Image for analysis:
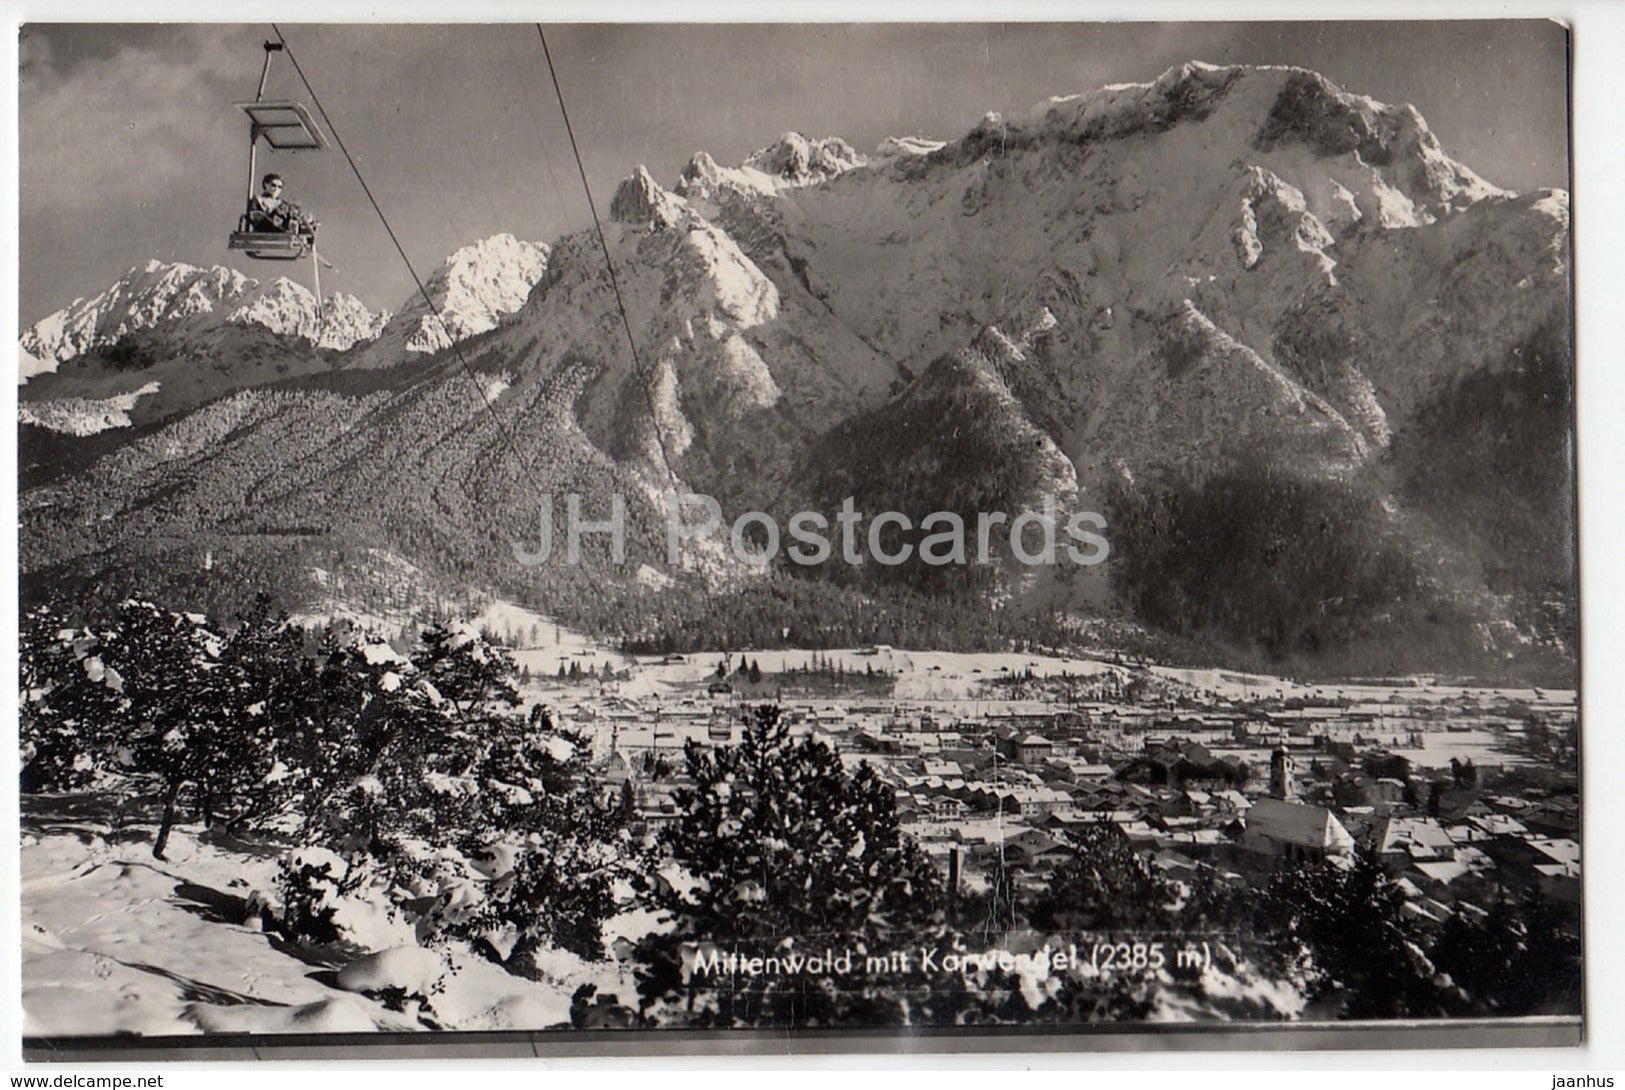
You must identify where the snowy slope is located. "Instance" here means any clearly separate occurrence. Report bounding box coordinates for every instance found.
[21,805,639,1036]
[17,380,163,436]
[19,345,55,385]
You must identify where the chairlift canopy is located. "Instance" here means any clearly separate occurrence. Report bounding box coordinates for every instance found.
[235,100,327,150]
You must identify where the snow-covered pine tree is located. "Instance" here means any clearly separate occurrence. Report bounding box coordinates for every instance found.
[633,704,942,1023]
[20,602,122,794]
[421,702,631,969]
[414,622,521,714]
[29,599,273,859]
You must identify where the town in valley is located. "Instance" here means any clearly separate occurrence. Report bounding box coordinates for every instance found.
[517,622,1581,945]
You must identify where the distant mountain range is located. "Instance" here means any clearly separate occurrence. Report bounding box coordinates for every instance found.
[17,62,1575,681]
[22,259,386,368]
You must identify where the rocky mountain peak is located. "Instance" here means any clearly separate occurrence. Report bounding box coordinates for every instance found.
[743,132,865,183]
[1013,62,1506,222]
[390,233,550,355]
[612,166,688,228]
[676,133,864,206]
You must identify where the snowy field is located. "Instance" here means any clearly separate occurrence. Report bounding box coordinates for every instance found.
[479,598,1577,708]
[20,794,645,1037]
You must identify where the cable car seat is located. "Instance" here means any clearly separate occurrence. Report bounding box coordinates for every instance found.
[230,202,318,260]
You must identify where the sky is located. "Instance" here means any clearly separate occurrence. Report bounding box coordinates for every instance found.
[17,19,1570,320]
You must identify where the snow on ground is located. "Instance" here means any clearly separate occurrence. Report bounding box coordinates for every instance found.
[298,596,1572,723]
[289,551,449,639]
[286,603,406,639]
[474,600,649,683]
[1143,661,1575,708]
[20,794,637,1037]
[515,636,1130,705]
[18,381,162,436]
[19,345,55,384]
[481,592,1562,712]
[1147,960,1307,1023]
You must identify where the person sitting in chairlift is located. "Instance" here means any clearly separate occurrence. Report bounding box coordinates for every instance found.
[247,173,314,235]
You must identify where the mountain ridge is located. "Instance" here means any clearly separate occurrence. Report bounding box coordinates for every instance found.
[17,61,1575,680]
[20,259,387,367]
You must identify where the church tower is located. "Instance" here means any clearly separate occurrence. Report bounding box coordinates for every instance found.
[1269,739,1296,800]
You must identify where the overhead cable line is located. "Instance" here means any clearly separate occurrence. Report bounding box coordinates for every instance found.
[270,24,542,486]
[500,31,576,248]
[534,24,678,489]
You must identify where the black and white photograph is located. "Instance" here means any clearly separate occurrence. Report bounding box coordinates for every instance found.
[12,17,1585,1057]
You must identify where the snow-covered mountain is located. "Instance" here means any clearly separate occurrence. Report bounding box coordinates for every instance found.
[16,260,394,437]
[18,232,550,390]
[19,62,1575,677]
[22,260,255,365]
[358,233,550,364]
[676,132,865,206]
[481,62,1564,511]
[226,281,389,353]
[20,260,388,369]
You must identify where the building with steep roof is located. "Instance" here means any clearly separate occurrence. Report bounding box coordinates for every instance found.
[1241,797,1355,862]
[1375,816,1457,864]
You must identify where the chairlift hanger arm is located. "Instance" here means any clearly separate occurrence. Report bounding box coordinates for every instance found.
[255,41,284,102]
[243,39,324,150]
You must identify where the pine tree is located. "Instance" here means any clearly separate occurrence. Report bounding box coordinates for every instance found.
[21,602,114,794]
[634,705,942,1022]
[414,622,521,714]
[1258,848,1447,1018]
[1029,825,1175,933]
[20,597,299,858]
